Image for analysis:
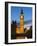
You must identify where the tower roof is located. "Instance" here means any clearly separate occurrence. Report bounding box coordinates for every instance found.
[21,9,23,14]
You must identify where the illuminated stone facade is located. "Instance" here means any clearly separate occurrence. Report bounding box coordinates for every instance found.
[20,15,24,33]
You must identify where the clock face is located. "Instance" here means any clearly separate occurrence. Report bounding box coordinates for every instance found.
[21,16,23,18]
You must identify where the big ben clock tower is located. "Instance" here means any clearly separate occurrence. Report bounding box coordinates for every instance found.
[20,9,24,33]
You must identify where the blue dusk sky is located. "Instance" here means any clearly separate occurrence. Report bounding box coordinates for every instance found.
[11,6,32,23]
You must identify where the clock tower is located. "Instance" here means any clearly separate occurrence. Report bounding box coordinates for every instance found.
[20,9,24,33]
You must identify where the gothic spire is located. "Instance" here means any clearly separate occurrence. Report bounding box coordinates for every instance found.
[21,9,23,14]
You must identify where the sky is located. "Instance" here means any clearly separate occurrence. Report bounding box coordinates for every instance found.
[11,6,32,23]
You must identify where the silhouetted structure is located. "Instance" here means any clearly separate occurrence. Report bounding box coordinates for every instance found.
[24,28,27,32]
[25,26,32,38]
[21,9,23,14]
[11,21,17,39]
